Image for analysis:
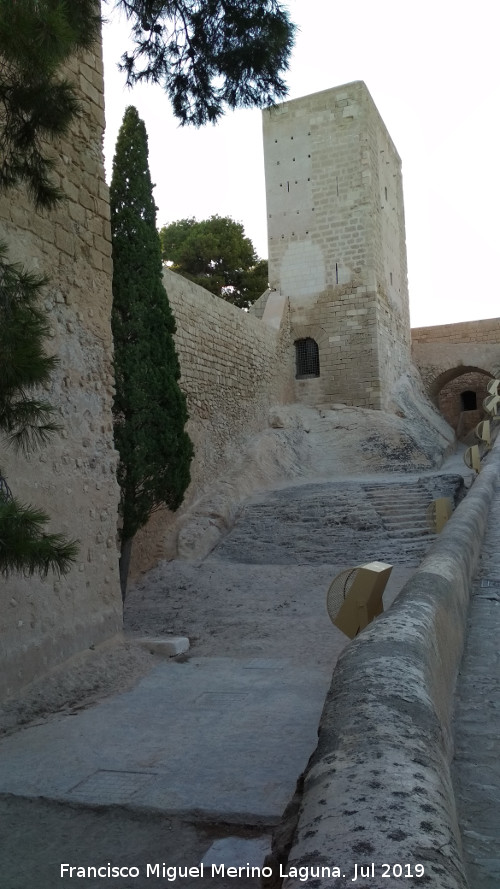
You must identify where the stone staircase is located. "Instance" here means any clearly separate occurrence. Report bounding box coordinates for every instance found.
[361,476,465,562]
[364,481,435,538]
[213,474,465,566]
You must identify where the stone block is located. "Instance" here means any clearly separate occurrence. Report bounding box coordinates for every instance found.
[138,636,190,657]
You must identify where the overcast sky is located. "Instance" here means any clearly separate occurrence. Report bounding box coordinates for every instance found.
[102,0,499,328]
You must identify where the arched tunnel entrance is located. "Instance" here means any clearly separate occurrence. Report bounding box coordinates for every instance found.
[431,366,493,440]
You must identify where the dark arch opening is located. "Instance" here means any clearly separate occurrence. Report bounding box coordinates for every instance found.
[430,364,493,403]
[295,338,320,379]
[460,390,477,411]
[434,367,492,440]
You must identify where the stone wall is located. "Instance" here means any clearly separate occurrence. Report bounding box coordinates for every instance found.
[262,82,411,410]
[412,318,500,345]
[129,270,295,574]
[0,46,122,700]
[273,442,500,889]
[412,320,500,403]
[438,370,491,438]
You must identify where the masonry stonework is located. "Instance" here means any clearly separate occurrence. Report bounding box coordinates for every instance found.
[263,82,410,410]
[438,371,491,438]
[0,47,122,700]
[4,47,500,704]
[129,270,295,574]
[412,319,500,403]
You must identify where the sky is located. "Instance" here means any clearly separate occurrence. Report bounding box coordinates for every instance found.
[101,0,500,328]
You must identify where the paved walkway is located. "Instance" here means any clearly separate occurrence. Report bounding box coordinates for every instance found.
[452,469,500,889]
[0,656,329,823]
[0,456,477,888]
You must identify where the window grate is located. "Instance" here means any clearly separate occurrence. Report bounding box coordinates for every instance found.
[295,338,320,379]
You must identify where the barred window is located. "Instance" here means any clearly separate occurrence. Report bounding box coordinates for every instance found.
[295,338,320,379]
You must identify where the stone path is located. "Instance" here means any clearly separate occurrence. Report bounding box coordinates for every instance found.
[0,465,471,888]
[214,474,464,566]
[0,656,328,823]
[452,481,500,889]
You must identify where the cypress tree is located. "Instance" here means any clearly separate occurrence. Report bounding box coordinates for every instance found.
[110,106,193,600]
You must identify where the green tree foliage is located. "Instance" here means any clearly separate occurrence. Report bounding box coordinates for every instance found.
[110,106,193,599]
[0,0,100,208]
[160,216,269,309]
[0,2,82,578]
[0,246,78,577]
[1,0,294,206]
[118,0,295,125]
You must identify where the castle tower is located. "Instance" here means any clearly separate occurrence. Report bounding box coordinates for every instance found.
[262,81,411,409]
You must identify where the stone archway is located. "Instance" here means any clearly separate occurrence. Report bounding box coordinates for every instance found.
[432,366,493,440]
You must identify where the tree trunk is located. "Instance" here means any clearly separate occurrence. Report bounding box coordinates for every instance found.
[119,536,133,602]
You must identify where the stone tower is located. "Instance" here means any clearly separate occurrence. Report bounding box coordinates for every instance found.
[262,81,410,409]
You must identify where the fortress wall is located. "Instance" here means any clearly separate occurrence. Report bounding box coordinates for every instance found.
[166,270,294,470]
[263,82,410,410]
[129,270,295,574]
[0,46,122,700]
[412,318,500,344]
[290,284,380,409]
[412,321,500,400]
[370,100,411,407]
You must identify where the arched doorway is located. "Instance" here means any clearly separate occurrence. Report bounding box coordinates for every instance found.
[434,367,492,439]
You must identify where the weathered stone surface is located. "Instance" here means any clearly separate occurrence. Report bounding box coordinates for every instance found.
[174,388,455,562]
[130,270,295,574]
[412,318,500,404]
[0,44,122,700]
[452,478,500,889]
[271,443,500,888]
[263,82,411,411]
[138,636,190,657]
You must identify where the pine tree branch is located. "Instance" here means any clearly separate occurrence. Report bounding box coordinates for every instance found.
[0,497,79,578]
[116,0,295,125]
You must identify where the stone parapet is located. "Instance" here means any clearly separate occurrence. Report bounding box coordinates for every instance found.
[412,318,500,345]
[270,445,500,889]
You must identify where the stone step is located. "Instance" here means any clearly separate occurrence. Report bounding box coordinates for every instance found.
[367,500,432,510]
[367,495,431,505]
[387,528,435,540]
[373,508,430,518]
[378,509,428,518]
[382,520,431,531]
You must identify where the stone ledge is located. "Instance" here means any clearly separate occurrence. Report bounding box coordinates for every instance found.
[137,636,190,657]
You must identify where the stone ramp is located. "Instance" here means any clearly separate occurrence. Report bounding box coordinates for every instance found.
[453,496,500,888]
